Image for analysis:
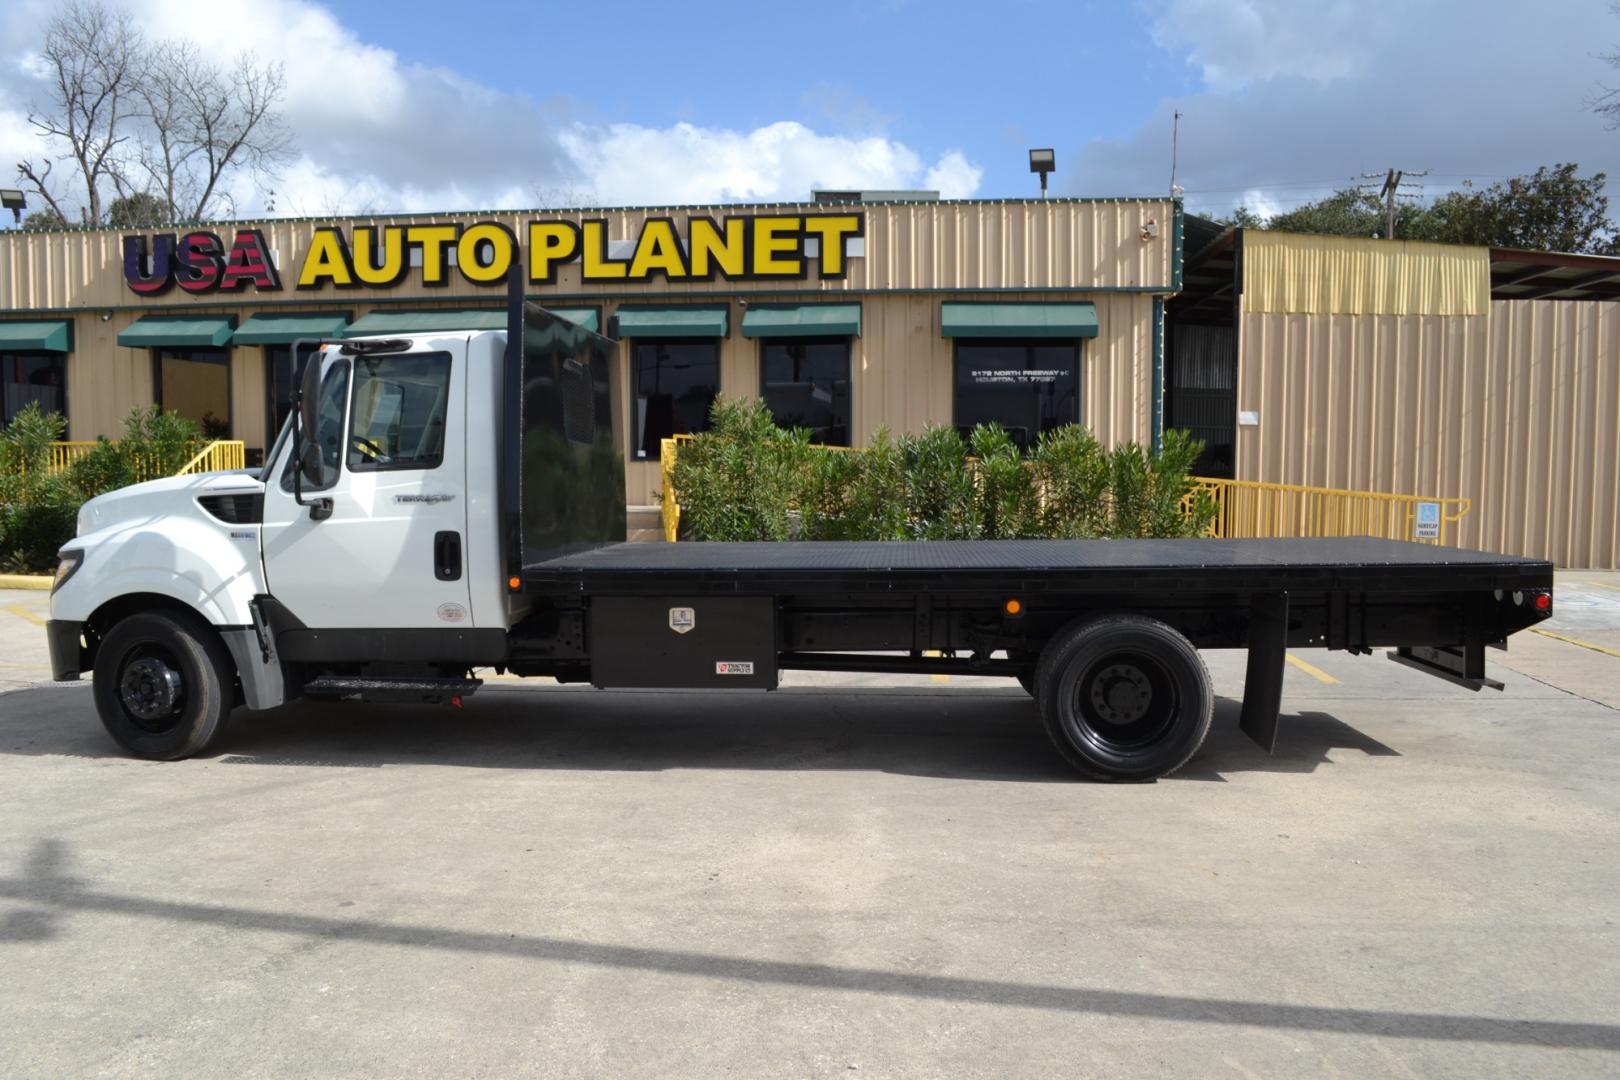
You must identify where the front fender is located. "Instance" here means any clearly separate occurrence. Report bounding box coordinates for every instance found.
[51,514,266,628]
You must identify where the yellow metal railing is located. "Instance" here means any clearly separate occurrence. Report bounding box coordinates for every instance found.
[49,441,100,473]
[1194,477,1470,545]
[46,439,247,481]
[176,440,247,475]
[660,435,1470,545]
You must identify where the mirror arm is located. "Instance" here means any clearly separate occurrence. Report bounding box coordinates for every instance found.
[289,337,334,522]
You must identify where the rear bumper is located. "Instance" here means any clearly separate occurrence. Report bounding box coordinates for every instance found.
[47,620,85,681]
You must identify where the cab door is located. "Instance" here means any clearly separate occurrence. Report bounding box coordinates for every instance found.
[261,338,471,630]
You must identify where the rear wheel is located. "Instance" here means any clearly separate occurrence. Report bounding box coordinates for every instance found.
[92,611,234,760]
[1035,615,1212,781]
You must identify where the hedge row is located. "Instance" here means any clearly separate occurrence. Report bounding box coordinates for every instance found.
[669,398,1218,542]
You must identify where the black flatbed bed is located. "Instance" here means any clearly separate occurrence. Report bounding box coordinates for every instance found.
[525,537,1554,596]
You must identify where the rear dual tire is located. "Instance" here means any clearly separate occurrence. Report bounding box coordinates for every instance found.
[1035,615,1213,782]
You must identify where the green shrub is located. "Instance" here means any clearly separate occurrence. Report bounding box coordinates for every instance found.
[666,398,1214,543]
[900,425,978,540]
[969,424,1039,539]
[1032,425,1111,538]
[671,398,810,541]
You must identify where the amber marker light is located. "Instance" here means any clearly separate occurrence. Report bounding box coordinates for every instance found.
[508,576,522,591]
[1004,598,1024,616]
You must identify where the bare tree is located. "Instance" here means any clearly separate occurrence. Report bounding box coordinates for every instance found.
[16,2,141,225]
[136,43,292,221]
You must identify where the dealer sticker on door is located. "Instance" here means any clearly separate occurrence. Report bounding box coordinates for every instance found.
[669,607,695,634]
[716,661,754,675]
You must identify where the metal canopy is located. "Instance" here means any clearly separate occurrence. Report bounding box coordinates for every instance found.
[613,304,729,338]
[343,309,505,336]
[939,302,1099,339]
[0,319,72,352]
[117,315,236,348]
[740,303,861,338]
[232,312,350,344]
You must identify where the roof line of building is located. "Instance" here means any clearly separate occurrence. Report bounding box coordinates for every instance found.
[0,194,1180,237]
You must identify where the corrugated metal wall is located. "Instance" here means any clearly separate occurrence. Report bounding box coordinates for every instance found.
[0,198,1173,310]
[1236,300,1619,567]
[1242,231,1492,316]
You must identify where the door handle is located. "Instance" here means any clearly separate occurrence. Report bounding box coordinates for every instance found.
[434,531,463,581]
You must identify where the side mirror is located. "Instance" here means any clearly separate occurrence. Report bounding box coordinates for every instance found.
[298,346,326,489]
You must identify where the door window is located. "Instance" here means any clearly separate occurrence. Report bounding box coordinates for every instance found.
[153,347,231,438]
[346,352,452,471]
[2,352,66,425]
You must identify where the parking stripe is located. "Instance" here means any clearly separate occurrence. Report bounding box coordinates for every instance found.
[4,604,46,627]
[1530,627,1620,659]
[1285,653,1340,684]
[1583,580,1620,594]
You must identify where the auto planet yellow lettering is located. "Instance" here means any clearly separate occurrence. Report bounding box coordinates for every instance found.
[289,212,865,290]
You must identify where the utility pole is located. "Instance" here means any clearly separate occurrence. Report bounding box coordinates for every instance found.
[1359,168,1428,239]
[1170,110,1182,196]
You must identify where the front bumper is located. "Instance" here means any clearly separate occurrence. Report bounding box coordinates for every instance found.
[47,620,86,681]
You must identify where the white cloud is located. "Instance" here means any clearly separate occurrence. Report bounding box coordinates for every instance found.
[558,120,977,205]
[924,151,984,199]
[1151,0,1377,91]
[0,0,982,219]
[1078,0,1620,218]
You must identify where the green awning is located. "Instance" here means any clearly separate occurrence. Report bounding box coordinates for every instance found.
[940,302,1099,339]
[614,304,729,338]
[741,303,861,338]
[0,320,72,352]
[117,315,237,348]
[543,307,599,333]
[232,312,350,344]
[343,309,505,336]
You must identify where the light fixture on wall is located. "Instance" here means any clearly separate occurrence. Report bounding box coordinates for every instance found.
[1028,149,1056,198]
[100,311,112,322]
[0,189,26,225]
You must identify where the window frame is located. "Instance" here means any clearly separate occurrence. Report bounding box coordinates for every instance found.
[344,350,454,474]
[628,337,721,460]
[0,350,69,427]
[756,335,853,447]
[949,337,1083,451]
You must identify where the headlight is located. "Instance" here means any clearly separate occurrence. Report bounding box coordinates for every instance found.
[52,549,83,595]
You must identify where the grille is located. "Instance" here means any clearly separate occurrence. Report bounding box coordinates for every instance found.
[198,493,264,524]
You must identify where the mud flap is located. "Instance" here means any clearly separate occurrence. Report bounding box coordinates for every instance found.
[1240,592,1288,753]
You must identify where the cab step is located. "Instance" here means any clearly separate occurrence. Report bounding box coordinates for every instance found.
[301,676,482,704]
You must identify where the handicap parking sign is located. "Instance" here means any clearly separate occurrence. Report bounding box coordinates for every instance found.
[1415,501,1441,540]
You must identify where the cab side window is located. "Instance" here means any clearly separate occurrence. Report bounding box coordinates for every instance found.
[279,358,351,493]
[347,352,452,471]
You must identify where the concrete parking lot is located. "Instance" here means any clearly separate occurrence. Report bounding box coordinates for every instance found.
[1,577,1617,1077]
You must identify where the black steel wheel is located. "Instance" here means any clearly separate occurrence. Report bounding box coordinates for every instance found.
[1034,615,1212,781]
[92,611,234,760]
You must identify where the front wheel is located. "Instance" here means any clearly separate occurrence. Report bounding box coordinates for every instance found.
[1034,615,1213,781]
[92,611,234,760]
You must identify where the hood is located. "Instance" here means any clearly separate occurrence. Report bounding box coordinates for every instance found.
[77,470,265,538]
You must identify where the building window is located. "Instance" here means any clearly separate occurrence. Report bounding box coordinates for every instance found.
[759,337,851,446]
[631,339,719,459]
[264,343,320,442]
[2,352,66,425]
[952,340,1080,451]
[153,347,231,438]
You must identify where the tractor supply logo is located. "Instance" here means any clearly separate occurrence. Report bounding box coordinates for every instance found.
[668,607,695,634]
[716,662,754,676]
[121,212,864,296]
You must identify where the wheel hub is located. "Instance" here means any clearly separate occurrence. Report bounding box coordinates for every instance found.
[120,657,183,722]
[1089,663,1152,725]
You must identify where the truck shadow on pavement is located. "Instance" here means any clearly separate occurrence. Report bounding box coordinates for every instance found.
[0,835,1614,1052]
[1,684,1396,782]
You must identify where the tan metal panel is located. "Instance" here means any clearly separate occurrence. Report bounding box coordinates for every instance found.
[1235,300,1619,567]
[0,199,1174,312]
[1243,231,1491,316]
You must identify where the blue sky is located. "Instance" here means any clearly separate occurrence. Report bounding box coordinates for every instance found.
[2,0,1618,221]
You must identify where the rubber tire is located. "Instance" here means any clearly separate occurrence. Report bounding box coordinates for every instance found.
[1034,615,1213,782]
[92,611,234,761]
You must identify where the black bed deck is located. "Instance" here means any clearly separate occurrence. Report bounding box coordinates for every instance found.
[525,537,1554,597]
